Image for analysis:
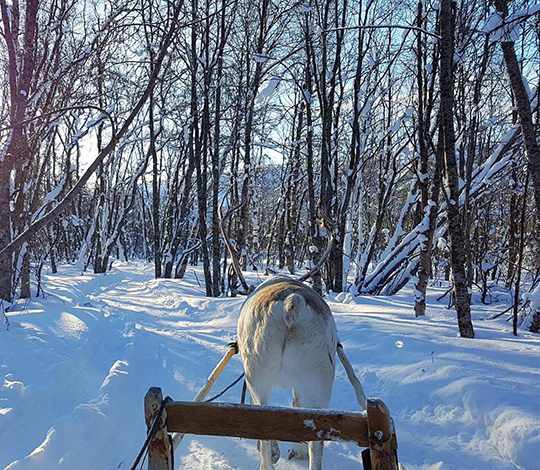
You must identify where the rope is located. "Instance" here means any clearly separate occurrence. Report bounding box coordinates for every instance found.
[137,449,148,470]
[168,434,174,470]
[240,378,247,404]
[204,372,245,403]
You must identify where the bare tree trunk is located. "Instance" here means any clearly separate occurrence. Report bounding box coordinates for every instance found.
[210,0,229,296]
[439,0,474,338]
[142,2,162,280]
[0,163,11,300]
[150,92,162,278]
[303,13,322,293]
[50,249,58,274]
[413,0,430,316]
[495,0,540,331]
[493,0,540,269]
[191,0,213,296]
[236,0,270,271]
[492,0,540,330]
[0,0,39,300]
[313,0,347,292]
[20,249,31,299]
[337,3,365,293]
[415,130,443,317]
[506,166,519,288]
[285,99,303,274]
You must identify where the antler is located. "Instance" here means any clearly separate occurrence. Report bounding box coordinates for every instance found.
[297,231,336,283]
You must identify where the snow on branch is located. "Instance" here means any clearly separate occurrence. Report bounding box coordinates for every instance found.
[482,4,540,43]
[326,24,441,40]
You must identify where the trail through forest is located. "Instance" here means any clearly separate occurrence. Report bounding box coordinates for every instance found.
[2,262,539,470]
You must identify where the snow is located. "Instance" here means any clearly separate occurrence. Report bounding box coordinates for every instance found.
[256,76,281,102]
[31,177,66,223]
[2,262,540,469]
[253,53,270,64]
[482,4,540,43]
[527,284,540,325]
[482,12,503,35]
[529,285,540,310]
[481,262,496,272]
[304,419,316,430]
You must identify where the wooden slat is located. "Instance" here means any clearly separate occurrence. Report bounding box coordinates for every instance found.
[165,401,369,446]
[366,399,399,470]
[145,387,172,470]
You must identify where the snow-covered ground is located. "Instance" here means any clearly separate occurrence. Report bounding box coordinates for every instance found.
[1,262,539,470]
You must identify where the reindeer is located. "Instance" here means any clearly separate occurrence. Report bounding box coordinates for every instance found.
[237,277,338,470]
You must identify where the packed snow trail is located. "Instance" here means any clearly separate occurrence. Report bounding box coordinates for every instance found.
[1,262,540,469]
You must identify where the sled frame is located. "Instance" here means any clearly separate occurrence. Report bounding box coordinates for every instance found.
[143,386,399,470]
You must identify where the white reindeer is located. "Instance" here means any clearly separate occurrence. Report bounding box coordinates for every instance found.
[237,277,338,470]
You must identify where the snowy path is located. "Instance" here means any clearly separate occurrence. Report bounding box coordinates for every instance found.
[1,262,539,470]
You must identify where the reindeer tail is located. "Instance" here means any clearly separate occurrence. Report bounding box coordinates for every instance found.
[283,292,306,328]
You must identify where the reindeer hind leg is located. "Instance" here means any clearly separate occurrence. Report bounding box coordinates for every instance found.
[288,389,308,461]
[248,381,277,470]
[292,381,333,470]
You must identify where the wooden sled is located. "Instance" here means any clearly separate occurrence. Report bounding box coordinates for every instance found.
[136,343,399,470]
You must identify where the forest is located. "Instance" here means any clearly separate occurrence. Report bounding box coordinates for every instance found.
[1,0,540,469]
[1,0,539,331]
[1,0,540,334]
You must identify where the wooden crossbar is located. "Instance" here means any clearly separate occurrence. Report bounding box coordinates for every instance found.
[166,400,370,444]
[143,387,399,470]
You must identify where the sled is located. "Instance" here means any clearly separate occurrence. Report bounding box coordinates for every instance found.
[134,343,399,470]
